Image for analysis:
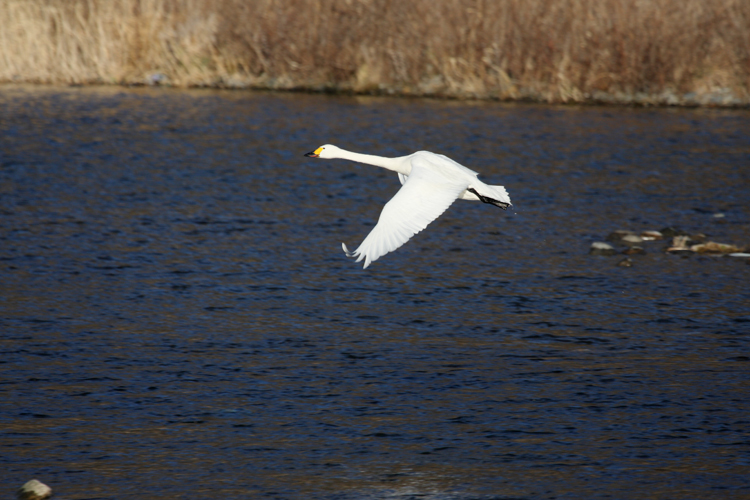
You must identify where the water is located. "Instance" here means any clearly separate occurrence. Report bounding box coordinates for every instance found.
[1,85,749,499]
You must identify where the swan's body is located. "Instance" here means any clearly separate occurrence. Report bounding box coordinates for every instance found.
[304,144,511,269]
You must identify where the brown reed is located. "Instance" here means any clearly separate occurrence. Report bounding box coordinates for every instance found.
[1,0,748,104]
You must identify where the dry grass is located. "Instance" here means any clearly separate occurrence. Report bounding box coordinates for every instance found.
[1,0,749,104]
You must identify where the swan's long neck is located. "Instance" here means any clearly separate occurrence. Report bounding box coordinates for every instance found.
[333,148,409,175]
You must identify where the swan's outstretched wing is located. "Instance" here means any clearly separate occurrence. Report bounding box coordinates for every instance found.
[343,157,468,269]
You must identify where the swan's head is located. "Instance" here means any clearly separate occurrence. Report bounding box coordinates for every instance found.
[304,144,340,159]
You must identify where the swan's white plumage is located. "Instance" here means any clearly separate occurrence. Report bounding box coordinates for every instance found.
[304,144,511,269]
[346,156,467,268]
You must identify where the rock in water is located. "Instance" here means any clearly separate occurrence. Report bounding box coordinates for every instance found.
[640,230,663,241]
[17,480,52,500]
[606,230,636,242]
[691,241,742,254]
[621,234,644,246]
[689,233,707,244]
[590,242,617,256]
[623,246,646,255]
[617,257,633,267]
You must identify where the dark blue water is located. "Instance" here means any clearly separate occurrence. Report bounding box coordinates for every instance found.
[1,85,749,499]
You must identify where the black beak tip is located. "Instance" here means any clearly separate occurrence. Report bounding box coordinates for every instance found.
[304,151,318,158]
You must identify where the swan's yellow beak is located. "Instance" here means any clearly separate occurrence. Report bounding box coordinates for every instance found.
[304,146,324,158]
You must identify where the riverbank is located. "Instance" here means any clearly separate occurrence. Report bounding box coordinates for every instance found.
[1,0,749,106]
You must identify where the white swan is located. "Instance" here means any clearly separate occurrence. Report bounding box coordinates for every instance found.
[304,144,511,269]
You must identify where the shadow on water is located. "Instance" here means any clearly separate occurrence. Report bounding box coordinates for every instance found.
[1,84,749,499]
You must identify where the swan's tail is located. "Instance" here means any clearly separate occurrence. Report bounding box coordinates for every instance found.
[467,182,511,210]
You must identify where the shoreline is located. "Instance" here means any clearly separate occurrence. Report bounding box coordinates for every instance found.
[2,80,748,109]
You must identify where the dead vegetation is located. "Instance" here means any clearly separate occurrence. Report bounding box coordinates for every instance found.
[1,0,749,104]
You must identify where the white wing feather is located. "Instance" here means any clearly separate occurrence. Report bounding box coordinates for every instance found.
[343,156,469,269]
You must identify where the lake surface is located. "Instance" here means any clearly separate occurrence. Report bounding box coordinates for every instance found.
[1,85,749,499]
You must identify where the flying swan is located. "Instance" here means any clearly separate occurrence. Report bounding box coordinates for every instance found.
[304,144,511,269]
